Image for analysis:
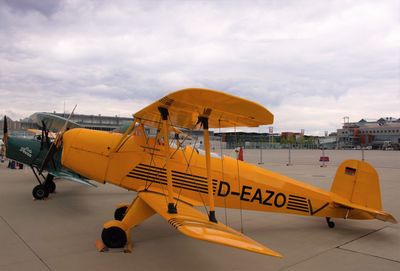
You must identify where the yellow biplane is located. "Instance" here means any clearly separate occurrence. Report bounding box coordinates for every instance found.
[47,88,396,257]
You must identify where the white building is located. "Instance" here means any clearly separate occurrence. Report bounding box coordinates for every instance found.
[337,117,400,149]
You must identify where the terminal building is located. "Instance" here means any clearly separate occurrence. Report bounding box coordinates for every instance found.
[337,117,400,149]
[0,113,134,137]
[51,113,133,131]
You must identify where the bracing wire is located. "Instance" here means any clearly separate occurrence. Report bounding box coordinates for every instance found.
[188,124,209,215]
[234,125,244,233]
[219,120,228,226]
[144,118,169,206]
[144,119,163,191]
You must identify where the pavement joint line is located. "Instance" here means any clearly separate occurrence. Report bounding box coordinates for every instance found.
[334,225,400,264]
[277,246,337,271]
[277,226,391,271]
[337,246,400,264]
[336,226,387,248]
[0,215,52,271]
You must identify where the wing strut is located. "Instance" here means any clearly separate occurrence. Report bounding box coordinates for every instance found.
[159,107,177,214]
[199,116,217,223]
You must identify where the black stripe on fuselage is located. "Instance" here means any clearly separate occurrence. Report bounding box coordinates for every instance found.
[287,206,310,213]
[287,195,310,213]
[133,164,217,185]
[127,164,218,194]
[128,173,217,192]
[128,174,216,194]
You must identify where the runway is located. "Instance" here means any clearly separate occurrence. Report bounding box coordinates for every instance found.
[0,150,399,270]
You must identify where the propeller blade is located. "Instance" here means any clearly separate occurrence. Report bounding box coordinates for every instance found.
[54,104,77,147]
[39,105,77,174]
[3,115,8,146]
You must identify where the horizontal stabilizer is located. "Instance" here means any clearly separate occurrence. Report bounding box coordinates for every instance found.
[333,200,397,224]
[139,191,282,258]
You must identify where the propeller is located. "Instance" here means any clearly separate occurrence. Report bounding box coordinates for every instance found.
[39,105,77,174]
[2,115,8,146]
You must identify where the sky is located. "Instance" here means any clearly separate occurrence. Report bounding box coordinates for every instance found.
[0,0,399,135]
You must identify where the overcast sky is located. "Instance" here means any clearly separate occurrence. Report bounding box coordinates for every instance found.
[0,0,399,135]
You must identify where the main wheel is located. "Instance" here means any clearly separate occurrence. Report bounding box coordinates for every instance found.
[32,185,49,200]
[44,175,56,193]
[114,206,128,221]
[101,226,127,248]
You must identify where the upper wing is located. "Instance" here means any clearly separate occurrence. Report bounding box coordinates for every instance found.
[30,112,81,132]
[134,88,274,129]
[139,191,282,257]
[48,169,97,187]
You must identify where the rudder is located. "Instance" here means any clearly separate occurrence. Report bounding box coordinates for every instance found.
[331,160,382,211]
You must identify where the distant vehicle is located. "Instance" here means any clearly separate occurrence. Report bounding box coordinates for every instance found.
[382,141,399,151]
[341,146,355,150]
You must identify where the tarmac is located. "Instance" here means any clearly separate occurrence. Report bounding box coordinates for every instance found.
[0,149,399,271]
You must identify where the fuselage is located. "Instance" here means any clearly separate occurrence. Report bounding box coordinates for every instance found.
[62,128,348,219]
[6,136,61,169]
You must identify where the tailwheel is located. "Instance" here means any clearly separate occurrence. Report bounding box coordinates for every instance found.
[326,217,335,228]
[44,175,56,193]
[32,184,49,200]
[114,206,128,221]
[101,226,127,248]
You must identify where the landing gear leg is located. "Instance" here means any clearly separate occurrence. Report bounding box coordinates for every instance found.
[100,196,155,251]
[326,217,335,228]
[44,174,56,193]
[30,165,51,199]
[114,204,129,221]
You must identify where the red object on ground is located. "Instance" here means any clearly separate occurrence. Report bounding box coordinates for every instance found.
[319,156,329,162]
[237,147,244,161]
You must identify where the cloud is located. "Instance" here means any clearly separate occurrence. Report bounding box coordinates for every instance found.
[3,0,61,17]
[0,0,399,134]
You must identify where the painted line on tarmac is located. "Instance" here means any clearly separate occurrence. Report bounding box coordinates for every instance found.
[0,215,52,271]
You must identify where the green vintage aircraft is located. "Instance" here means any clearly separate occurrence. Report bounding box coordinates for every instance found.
[2,113,96,200]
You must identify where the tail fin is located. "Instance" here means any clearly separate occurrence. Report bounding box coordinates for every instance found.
[331,160,397,223]
[331,160,381,210]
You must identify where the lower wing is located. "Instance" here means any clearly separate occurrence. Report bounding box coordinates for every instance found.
[139,191,282,258]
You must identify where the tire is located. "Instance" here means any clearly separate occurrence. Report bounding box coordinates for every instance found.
[114,206,128,221]
[101,226,127,248]
[32,185,49,200]
[44,175,56,193]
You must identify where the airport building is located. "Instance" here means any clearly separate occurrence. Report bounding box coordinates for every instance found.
[52,113,133,131]
[337,117,400,149]
[0,113,134,136]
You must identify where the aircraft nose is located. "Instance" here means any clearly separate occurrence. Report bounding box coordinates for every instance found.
[61,128,114,181]
[61,129,80,160]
